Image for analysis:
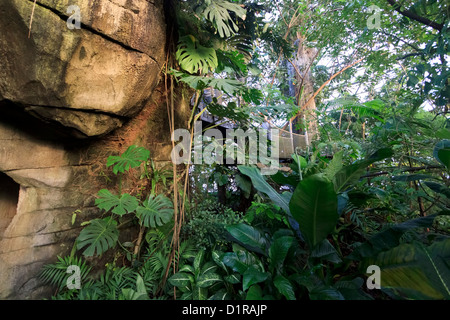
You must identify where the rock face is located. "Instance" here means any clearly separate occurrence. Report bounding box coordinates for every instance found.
[0,0,188,299]
[0,119,86,299]
[0,0,166,137]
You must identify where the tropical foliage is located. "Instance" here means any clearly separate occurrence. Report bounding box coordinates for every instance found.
[40,0,449,301]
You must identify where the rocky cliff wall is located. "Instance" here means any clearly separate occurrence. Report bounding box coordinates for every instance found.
[0,0,186,299]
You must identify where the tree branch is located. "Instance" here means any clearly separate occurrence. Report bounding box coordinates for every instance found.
[285,57,365,127]
[380,30,420,51]
[386,0,444,31]
[360,165,444,179]
[396,52,425,60]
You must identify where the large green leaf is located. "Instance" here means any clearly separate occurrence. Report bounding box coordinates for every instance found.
[76,217,119,257]
[333,161,369,193]
[221,252,248,274]
[194,250,205,272]
[235,173,252,198]
[216,49,248,75]
[207,102,249,123]
[207,78,245,95]
[192,285,208,300]
[333,148,393,192]
[202,0,246,38]
[224,273,241,284]
[209,289,232,300]
[310,239,342,264]
[323,150,344,180]
[436,128,450,139]
[95,189,138,216]
[334,278,373,300]
[289,174,338,248]
[362,240,450,299]
[221,246,263,275]
[270,171,299,187]
[238,166,291,214]
[392,174,434,182]
[273,275,296,300]
[168,272,193,288]
[135,194,174,228]
[433,139,450,170]
[309,286,345,300]
[225,223,268,255]
[176,35,218,74]
[212,250,227,271]
[269,235,294,270]
[200,261,218,275]
[196,273,222,288]
[242,266,269,291]
[246,285,264,300]
[423,181,450,198]
[106,145,150,175]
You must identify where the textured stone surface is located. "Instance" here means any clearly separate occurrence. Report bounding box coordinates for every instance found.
[0,120,89,299]
[26,106,124,138]
[0,0,166,137]
[0,0,176,299]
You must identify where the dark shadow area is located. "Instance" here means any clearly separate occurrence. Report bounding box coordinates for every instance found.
[0,172,20,239]
[0,99,87,142]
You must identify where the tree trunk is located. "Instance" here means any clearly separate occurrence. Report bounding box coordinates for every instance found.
[292,35,318,140]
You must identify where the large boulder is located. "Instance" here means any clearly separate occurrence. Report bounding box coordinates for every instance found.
[0,0,178,299]
[0,0,166,137]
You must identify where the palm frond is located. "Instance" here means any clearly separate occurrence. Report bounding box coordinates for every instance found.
[39,255,91,291]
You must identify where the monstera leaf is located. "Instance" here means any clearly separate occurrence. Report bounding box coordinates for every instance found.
[176,35,218,74]
[106,145,150,175]
[216,49,248,75]
[76,217,119,257]
[95,189,139,216]
[172,70,244,94]
[136,194,174,228]
[202,0,246,38]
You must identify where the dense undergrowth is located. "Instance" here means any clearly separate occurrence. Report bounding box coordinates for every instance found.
[39,0,449,300]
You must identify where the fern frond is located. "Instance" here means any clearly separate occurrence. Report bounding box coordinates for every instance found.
[99,266,137,300]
